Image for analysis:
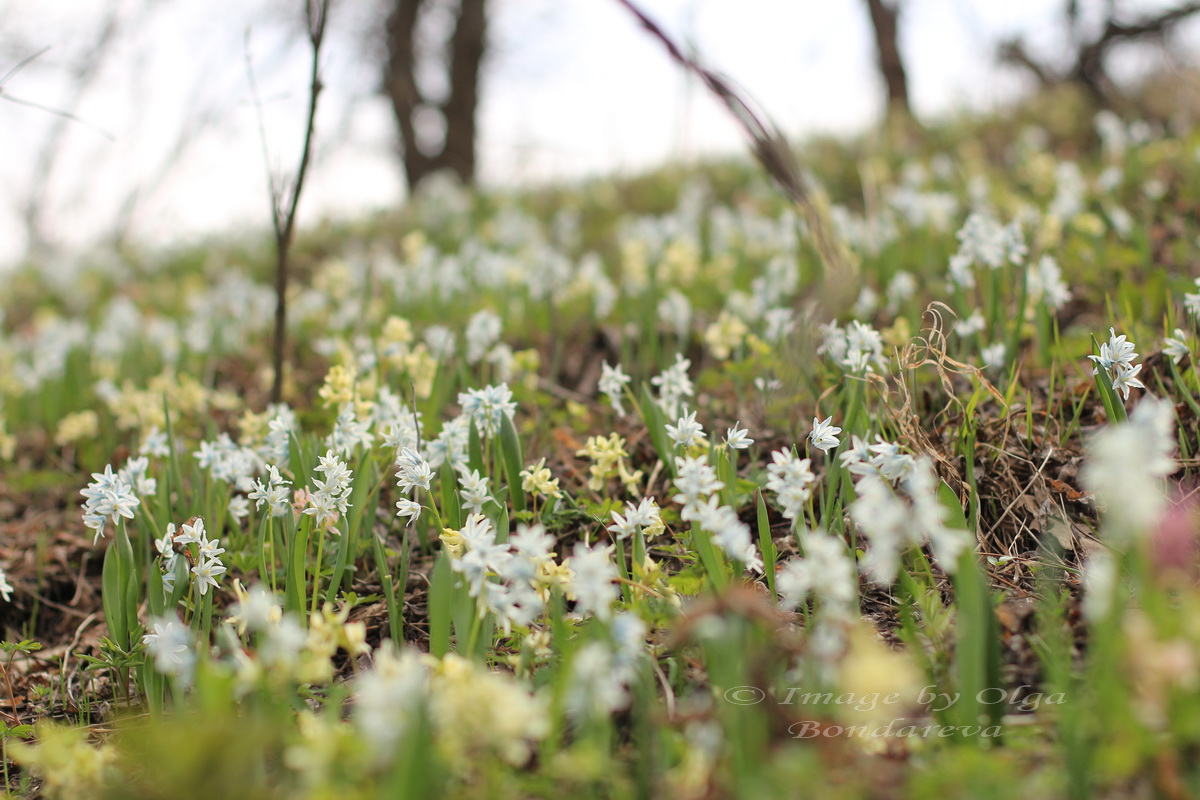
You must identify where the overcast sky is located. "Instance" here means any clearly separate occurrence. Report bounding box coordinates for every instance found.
[0,0,1194,266]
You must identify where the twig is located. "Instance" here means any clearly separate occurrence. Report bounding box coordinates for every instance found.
[610,0,856,293]
[0,47,50,89]
[247,0,331,404]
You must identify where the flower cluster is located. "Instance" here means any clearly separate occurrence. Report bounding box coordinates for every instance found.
[305,451,354,528]
[1088,327,1145,401]
[651,353,695,417]
[248,465,293,517]
[777,531,858,620]
[607,496,663,540]
[1082,395,1177,539]
[154,517,227,596]
[458,383,517,438]
[818,320,886,374]
[765,448,816,526]
[80,464,141,543]
[947,210,1027,288]
[598,361,632,417]
[848,456,969,584]
[673,454,762,571]
[577,433,642,492]
[443,516,570,630]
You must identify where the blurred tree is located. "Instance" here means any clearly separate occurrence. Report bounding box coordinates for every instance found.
[999,0,1200,106]
[383,0,487,190]
[864,0,912,122]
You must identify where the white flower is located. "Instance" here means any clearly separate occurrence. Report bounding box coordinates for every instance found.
[598,361,632,417]
[80,463,141,543]
[458,468,494,515]
[395,498,422,525]
[1185,278,1200,318]
[509,522,555,565]
[1111,363,1145,401]
[1027,255,1071,311]
[765,448,815,524]
[956,308,986,337]
[1081,396,1176,541]
[763,307,796,342]
[607,496,661,541]
[198,534,225,561]
[1089,327,1138,375]
[175,517,206,546]
[465,309,502,364]
[566,642,631,719]
[1163,329,1190,365]
[425,325,457,360]
[192,556,227,596]
[326,403,375,457]
[981,342,1006,370]
[353,648,430,765]
[838,435,876,476]
[868,437,916,482]
[672,455,724,517]
[724,422,753,450]
[849,475,910,585]
[458,383,517,438]
[650,353,694,418]
[139,427,170,458]
[665,409,705,449]
[142,615,194,681]
[228,496,249,521]
[696,501,762,573]
[227,585,283,633]
[395,448,433,494]
[809,416,842,453]
[776,532,857,618]
[566,542,619,621]
[0,567,12,602]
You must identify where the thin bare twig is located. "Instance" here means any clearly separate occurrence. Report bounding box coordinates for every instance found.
[249,0,331,404]
[610,0,856,294]
[0,46,51,89]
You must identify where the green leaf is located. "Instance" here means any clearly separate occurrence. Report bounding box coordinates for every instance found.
[428,552,453,658]
[951,546,1004,738]
[756,492,777,599]
[499,413,526,514]
[637,383,675,478]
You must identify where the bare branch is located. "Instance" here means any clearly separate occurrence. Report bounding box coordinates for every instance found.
[262,0,332,404]
[0,45,50,89]
[0,92,114,139]
[996,37,1056,87]
[610,0,856,292]
[998,1,1200,104]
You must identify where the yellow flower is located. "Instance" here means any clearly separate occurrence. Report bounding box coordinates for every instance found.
[382,315,414,347]
[535,559,573,600]
[520,458,561,499]
[661,238,700,286]
[430,653,549,768]
[440,527,465,557]
[704,310,749,360]
[402,345,438,399]
[9,722,116,799]
[237,409,269,444]
[318,364,356,408]
[54,411,98,447]
[577,433,642,492]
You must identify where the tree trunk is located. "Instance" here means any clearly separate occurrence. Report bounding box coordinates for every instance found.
[383,0,487,190]
[864,0,911,119]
